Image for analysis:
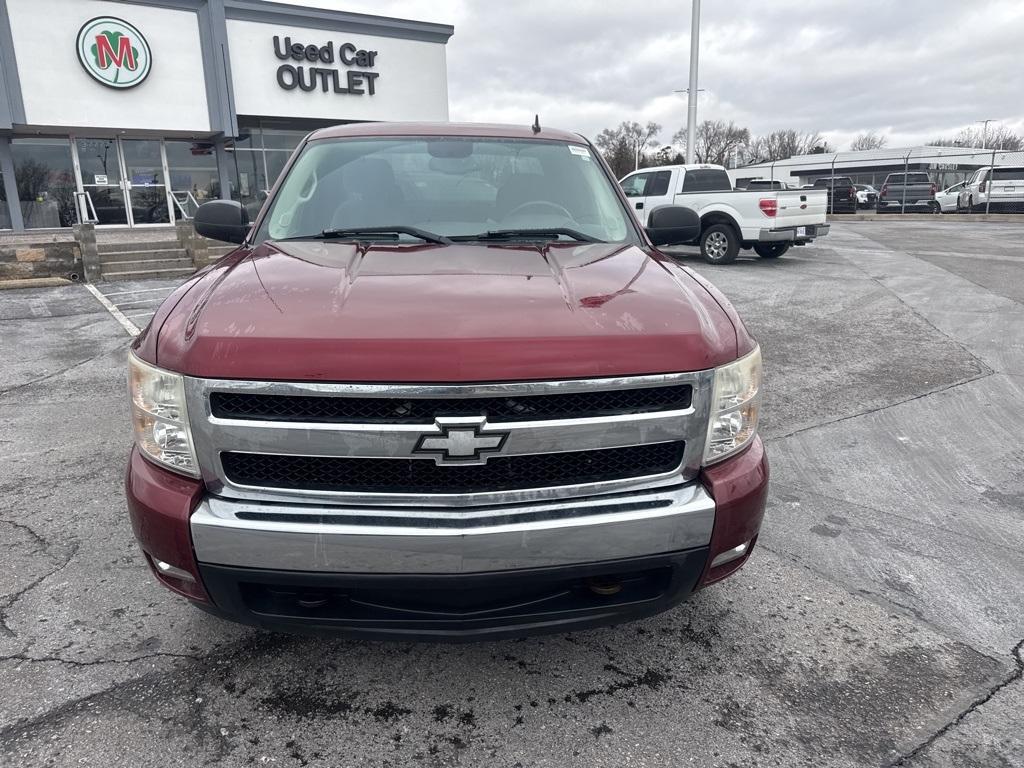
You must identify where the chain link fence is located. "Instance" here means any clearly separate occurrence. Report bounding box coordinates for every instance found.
[734,147,1024,215]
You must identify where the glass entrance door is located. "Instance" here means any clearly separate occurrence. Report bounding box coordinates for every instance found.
[72,137,173,226]
[121,139,172,225]
[74,138,129,225]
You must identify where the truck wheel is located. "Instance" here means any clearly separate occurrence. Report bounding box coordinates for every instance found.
[753,243,790,259]
[700,224,739,264]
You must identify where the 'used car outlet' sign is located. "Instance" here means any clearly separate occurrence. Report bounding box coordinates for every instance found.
[273,36,380,96]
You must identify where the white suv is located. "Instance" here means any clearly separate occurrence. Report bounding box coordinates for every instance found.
[960,166,1024,212]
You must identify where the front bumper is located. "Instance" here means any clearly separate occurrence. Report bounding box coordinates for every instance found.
[125,438,768,639]
[877,198,933,208]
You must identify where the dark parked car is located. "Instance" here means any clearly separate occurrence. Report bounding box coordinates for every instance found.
[877,172,938,213]
[812,176,858,213]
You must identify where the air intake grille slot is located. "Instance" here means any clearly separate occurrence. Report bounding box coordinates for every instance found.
[210,385,691,424]
[220,442,685,494]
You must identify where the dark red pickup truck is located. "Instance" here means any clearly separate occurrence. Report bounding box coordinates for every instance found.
[125,122,768,640]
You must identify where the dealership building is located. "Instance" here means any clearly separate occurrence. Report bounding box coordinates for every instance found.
[0,0,453,244]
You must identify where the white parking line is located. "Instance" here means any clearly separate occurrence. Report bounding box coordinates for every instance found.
[115,297,169,309]
[100,286,177,297]
[84,283,140,337]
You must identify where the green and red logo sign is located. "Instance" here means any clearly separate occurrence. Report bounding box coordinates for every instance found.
[76,17,152,89]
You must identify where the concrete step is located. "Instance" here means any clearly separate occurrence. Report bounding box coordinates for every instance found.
[98,239,182,254]
[100,258,193,274]
[101,266,196,281]
[99,248,189,264]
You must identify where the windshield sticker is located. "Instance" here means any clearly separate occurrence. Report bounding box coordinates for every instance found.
[568,145,592,160]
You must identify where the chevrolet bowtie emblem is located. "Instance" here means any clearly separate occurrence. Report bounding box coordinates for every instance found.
[413,417,509,465]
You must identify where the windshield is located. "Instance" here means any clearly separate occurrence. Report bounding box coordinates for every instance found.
[256,136,633,244]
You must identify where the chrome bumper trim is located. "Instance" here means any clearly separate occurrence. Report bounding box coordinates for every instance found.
[758,228,795,242]
[191,484,716,574]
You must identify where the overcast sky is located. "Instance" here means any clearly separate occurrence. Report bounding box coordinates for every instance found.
[280,0,1024,150]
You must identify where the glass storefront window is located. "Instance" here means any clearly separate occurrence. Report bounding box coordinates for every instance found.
[0,169,10,229]
[226,124,310,219]
[165,140,220,218]
[11,138,77,228]
[260,129,307,151]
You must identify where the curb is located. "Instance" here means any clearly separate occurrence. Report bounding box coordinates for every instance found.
[831,213,1023,223]
[0,277,73,291]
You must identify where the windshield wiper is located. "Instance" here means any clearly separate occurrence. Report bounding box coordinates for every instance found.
[283,226,451,245]
[450,228,599,243]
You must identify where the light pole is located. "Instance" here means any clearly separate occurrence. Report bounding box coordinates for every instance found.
[685,0,701,164]
[976,119,995,149]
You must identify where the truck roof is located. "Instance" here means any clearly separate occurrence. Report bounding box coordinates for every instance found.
[309,121,587,144]
[622,164,726,174]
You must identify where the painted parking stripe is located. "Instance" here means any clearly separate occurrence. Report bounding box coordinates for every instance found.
[115,297,170,309]
[84,283,140,337]
[100,286,177,297]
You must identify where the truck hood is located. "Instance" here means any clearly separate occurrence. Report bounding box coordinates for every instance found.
[154,240,738,381]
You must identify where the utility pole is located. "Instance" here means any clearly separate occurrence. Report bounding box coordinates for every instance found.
[976,119,995,149]
[685,0,700,164]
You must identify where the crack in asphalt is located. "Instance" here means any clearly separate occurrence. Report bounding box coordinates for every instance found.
[754,540,1004,664]
[0,344,127,397]
[1,650,207,668]
[770,369,995,442]
[836,233,997,373]
[0,634,285,740]
[888,638,1024,766]
[0,519,79,640]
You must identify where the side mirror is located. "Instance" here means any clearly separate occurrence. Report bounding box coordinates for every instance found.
[193,200,250,244]
[645,205,700,246]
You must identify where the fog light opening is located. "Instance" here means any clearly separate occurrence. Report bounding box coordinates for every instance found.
[587,577,623,596]
[154,558,196,583]
[710,540,750,569]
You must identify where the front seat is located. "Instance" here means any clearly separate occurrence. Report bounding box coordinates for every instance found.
[331,158,409,228]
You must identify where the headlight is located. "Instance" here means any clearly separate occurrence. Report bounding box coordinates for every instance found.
[128,353,199,477]
[703,346,761,465]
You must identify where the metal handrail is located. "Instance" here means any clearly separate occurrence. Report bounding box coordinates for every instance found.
[170,190,201,220]
[74,190,99,224]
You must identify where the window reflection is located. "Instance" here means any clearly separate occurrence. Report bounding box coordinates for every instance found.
[226,124,308,219]
[165,140,220,218]
[11,138,77,228]
[0,169,10,229]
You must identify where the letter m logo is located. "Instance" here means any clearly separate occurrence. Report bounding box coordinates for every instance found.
[93,32,138,70]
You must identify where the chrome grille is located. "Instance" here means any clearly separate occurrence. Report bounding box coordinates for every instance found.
[209,385,692,424]
[185,372,714,507]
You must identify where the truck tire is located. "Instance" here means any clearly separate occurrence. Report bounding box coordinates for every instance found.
[753,242,790,259]
[700,224,739,264]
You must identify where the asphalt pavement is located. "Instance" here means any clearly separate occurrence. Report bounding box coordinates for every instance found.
[1,221,1022,767]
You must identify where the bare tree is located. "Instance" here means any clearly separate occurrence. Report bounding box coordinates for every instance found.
[928,125,1023,150]
[622,121,662,170]
[674,120,750,165]
[594,121,663,177]
[747,129,829,162]
[849,131,887,151]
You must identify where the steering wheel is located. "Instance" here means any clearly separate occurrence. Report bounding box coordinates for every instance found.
[503,200,575,222]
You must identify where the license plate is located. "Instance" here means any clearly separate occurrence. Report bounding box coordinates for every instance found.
[1004,187,1015,192]
[797,226,808,237]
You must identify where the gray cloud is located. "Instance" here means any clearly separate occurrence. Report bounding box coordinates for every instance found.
[283,0,1024,149]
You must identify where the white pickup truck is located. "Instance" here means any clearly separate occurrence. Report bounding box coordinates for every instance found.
[619,164,830,264]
